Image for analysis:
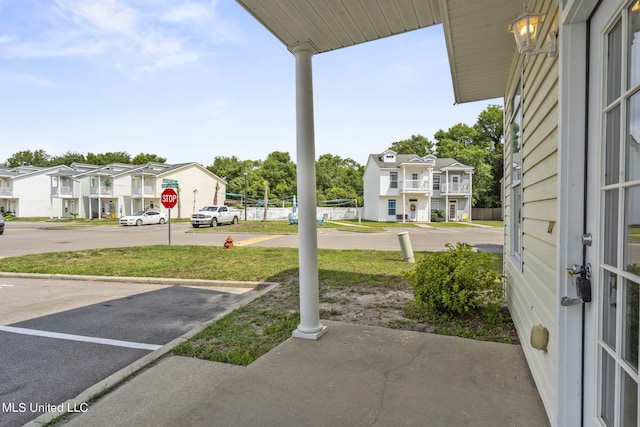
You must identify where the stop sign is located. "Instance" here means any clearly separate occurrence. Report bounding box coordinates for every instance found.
[161,188,178,209]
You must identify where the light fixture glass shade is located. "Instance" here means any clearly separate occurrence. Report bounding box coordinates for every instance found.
[509,11,545,54]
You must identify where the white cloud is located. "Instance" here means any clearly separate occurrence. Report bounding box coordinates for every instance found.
[162,2,211,23]
[7,72,58,88]
[0,1,242,74]
[58,0,136,35]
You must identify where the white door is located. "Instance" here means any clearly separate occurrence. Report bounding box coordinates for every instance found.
[586,1,640,424]
[448,200,457,221]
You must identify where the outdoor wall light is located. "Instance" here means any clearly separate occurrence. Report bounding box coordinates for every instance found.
[508,7,556,57]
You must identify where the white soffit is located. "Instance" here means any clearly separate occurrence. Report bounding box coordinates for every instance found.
[236,0,442,53]
[236,0,520,104]
[440,0,522,103]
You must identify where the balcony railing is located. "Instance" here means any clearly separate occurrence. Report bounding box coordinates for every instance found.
[132,185,155,197]
[0,186,12,196]
[441,181,471,195]
[90,186,114,196]
[50,186,74,196]
[399,180,431,193]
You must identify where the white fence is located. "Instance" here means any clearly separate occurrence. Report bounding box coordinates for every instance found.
[242,206,362,221]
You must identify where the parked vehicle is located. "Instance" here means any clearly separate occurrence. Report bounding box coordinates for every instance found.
[191,205,240,228]
[119,211,167,226]
[0,214,4,235]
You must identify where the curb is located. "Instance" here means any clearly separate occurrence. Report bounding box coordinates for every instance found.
[0,272,276,289]
[16,276,279,426]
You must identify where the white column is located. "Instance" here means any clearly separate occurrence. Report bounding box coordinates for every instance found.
[468,171,473,221]
[401,168,406,222]
[291,42,327,340]
[445,170,449,222]
[98,175,102,219]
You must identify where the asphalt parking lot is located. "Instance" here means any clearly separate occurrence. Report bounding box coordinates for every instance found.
[0,277,260,427]
[0,220,503,258]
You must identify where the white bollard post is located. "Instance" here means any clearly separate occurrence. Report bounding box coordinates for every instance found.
[397,232,415,263]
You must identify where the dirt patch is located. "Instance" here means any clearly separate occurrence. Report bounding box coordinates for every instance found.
[252,278,519,345]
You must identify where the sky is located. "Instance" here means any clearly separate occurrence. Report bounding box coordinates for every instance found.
[0,0,501,167]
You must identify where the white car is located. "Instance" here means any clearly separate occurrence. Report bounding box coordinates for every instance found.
[119,211,167,226]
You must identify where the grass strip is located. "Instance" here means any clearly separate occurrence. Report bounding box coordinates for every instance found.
[0,245,514,366]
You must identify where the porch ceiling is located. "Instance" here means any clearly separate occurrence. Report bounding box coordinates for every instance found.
[235,0,521,103]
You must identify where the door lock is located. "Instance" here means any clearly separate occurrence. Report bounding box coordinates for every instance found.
[562,263,592,306]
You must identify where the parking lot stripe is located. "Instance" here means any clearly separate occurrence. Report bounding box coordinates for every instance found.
[0,326,162,351]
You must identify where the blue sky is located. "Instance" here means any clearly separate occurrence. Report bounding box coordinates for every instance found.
[0,0,500,167]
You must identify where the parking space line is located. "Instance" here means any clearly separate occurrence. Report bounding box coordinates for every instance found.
[0,326,162,351]
[233,235,284,246]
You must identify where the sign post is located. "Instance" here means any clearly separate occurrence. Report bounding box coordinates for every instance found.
[161,188,178,246]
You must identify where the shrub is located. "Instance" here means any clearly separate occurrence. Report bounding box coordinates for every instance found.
[407,242,503,319]
[430,209,445,222]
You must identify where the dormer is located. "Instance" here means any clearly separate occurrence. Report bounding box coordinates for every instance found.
[423,154,437,165]
[380,150,397,163]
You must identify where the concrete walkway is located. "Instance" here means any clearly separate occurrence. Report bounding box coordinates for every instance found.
[48,321,549,427]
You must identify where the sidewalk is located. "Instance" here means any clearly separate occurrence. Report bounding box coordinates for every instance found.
[49,320,549,427]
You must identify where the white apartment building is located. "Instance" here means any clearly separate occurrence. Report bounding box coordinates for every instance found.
[363,150,473,223]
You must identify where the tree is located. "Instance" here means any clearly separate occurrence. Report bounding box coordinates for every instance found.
[474,105,504,207]
[475,104,504,148]
[3,149,51,167]
[316,154,363,206]
[389,134,434,156]
[260,151,297,202]
[433,105,504,208]
[132,153,167,164]
[86,152,132,165]
[434,123,480,148]
[49,151,87,166]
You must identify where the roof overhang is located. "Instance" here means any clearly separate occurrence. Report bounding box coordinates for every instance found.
[236,0,521,103]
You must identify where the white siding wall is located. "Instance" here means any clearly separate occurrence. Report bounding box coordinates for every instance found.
[363,158,382,221]
[13,172,56,217]
[159,165,225,219]
[503,0,558,422]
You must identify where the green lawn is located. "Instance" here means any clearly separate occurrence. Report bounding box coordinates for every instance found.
[0,245,514,366]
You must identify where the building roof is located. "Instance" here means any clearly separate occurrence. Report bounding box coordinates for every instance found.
[236,0,521,103]
[367,153,472,171]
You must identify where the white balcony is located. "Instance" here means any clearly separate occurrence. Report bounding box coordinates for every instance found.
[50,186,74,197]
[90,186,114,197]
[399,179,431,194]
[441,180,471,195]
[132,185,155,197]
[0,186,12,197]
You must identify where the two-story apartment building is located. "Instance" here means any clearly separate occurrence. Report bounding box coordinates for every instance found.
[1,161,225,219]
[363,150,473,223]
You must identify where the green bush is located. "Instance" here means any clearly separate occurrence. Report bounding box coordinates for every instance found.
[430,209,445,222]
[407,242,503,319]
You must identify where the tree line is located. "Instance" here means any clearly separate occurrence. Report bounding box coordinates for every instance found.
[1,150,166,167]
[1,104,503,208]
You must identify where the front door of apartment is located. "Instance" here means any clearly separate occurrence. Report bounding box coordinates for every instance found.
[448,200,457,221]
[585,1,640,424]
[409,199,417,221]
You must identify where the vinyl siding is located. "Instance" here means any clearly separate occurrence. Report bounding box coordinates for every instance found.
[503,0,558,422]
[363,158,382,221]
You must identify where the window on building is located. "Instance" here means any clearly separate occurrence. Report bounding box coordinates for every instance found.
[510,78,523,261]
[433,174,440,191]
[388,199,396,215]
[390,172,398,189]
